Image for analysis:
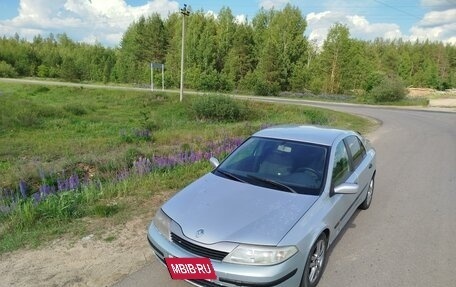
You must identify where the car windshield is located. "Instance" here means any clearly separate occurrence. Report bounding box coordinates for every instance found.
[214,136,329,195]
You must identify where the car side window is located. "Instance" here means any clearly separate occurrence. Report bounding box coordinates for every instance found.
[345,135,366,169]
[332,141,351,186]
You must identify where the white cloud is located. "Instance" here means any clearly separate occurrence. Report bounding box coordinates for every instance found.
[418,8,456,27]
[259,0,289,10]
[0,0,179,46]
[447,37,456,45]
[235,14,247,25]
[205,10,218,19]
[410,21,456,43]
[421,0,456,10]
[306,11,402,46]
[409,4,456,44]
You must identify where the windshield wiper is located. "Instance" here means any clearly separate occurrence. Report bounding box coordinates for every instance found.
[216,169,246,183]
[247,175,297,193]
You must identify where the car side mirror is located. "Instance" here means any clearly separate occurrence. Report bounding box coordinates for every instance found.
[333,183,359,194]
[209,157,220,168]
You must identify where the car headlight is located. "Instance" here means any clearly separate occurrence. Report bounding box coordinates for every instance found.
[223,244,298,265]
[153,208,172,240]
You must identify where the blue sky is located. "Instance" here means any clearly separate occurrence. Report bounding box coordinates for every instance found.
[0,0,454,46]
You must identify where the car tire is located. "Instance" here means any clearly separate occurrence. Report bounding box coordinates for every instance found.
[300,233,328,287]
[359,176,374,210]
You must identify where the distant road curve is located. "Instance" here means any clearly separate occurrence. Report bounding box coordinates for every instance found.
[1,77,454,114]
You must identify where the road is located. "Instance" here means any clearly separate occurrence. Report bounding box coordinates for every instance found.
[1,78,455,286]
[114,102,456,287]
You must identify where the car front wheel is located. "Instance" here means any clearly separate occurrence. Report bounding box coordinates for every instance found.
[300,233,328,287]
[359,176,374,210]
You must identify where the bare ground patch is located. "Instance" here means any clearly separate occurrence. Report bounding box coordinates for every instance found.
[0,191,173,287]
[429,98,456,107]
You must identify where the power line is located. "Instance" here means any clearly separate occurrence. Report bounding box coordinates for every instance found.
[372,0,421,20]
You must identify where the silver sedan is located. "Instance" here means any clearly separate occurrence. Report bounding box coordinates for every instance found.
[147,125,376,287]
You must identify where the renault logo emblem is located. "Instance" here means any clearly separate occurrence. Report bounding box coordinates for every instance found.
[196,229,205,238]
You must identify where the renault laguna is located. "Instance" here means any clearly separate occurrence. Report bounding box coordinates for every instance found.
[147,125,376,287]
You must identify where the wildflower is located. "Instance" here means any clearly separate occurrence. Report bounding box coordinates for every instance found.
[133,156,152,175]
[39,184,55,197]
[19,180,27,198]
[69,174,79,190]
[116,169,130,181]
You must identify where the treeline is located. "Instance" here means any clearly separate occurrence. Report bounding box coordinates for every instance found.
[1,4,455,96]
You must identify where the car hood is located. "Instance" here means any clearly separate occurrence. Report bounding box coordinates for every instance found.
[162,173,318,246]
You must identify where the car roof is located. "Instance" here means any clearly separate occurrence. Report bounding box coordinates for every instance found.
[253,125,354,146]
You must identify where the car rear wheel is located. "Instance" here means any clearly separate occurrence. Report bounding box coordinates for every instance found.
[300,233,328,287]
[359,176,374,210]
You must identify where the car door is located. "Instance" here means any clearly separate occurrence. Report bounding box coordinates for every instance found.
[344,135,372,204]
[327,138,358,236]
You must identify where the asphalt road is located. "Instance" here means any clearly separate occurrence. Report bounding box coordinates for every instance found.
[113,103,456,287]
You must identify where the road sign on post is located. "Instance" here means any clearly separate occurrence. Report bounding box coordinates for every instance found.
[150,63,164,92]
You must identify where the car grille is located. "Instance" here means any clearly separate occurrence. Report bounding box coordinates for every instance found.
[188,279,226,287]
[171,232,229,261]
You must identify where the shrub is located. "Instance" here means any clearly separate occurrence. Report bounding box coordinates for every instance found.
[0,61,17,78]
[369,75,406,103]
[254,79,280,97]
[191,95,247,122]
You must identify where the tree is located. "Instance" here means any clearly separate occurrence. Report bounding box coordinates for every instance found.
[254,4,308,93]
[320,23,351,94]
[215,7,236,72]
[223,23,255,88]
[135,14,167,63]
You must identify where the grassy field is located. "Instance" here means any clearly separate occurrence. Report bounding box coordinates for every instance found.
[0,82,375,253]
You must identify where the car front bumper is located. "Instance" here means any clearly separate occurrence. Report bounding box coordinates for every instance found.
[147,223,304,287]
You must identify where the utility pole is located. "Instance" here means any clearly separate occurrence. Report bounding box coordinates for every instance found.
[179,4,190,102]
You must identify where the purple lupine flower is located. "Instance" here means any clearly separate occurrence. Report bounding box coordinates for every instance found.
[19,180,27,198]
[116,169,130,181]
[32,192,42,203]
[68,174,79,190]
[146,136,245,171]
[40,184,55,196]
[133,156,152,175]
[57,178,68,191]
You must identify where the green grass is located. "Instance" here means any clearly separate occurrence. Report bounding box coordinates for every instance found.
[0,82,375,254]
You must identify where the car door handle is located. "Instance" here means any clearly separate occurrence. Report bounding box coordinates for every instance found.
[368,163,373,169]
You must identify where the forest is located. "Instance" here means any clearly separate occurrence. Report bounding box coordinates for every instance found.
[0,4,455,99]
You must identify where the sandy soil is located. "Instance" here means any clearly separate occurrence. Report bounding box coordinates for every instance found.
[0,218,152,287]
[0,193,172,287]
[429,98,456,107]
